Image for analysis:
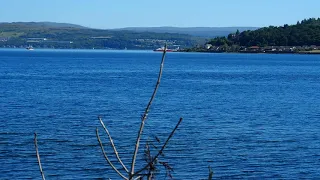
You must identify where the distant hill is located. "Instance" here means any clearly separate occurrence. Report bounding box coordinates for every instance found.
[0,22,88,29]
[0,22,204,49]
[113,27,259,37]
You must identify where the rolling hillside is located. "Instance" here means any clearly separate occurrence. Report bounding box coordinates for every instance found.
[0,22,204,49]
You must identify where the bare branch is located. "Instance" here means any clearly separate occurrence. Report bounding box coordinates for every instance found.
[34,132,46,180]
[96,128,128,180]
[208,166,213,180]
[159,161,174,179]
[98,116,129,173]
[134,117,183,176]
[144,141,154,179]
[130,44,168,178]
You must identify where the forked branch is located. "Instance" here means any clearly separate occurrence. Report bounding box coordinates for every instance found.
[134,117,183,177]
[96,128,128,180]
[98,116,129,173]
[130,44,168,177]
[34,132,46,180]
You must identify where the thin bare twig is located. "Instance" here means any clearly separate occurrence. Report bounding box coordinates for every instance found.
[208,166,213,180]
[159,161,174,179]
[96,128,128,180]
[144,141,154,179]
[34,132,46,180]
[133,176,141,180]
[134,117,183,176]
[98,116,129,173]
[130,44,168,178]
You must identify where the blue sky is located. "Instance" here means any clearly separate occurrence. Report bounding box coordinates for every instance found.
[0,0,319,28]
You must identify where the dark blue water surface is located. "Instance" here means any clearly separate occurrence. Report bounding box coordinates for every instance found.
[1,49,320,179]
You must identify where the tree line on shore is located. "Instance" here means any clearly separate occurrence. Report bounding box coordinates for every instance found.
[189,18,320,52]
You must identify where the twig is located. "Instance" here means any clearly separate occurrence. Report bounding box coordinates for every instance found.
[34,132,46,180]
[133,176,141,180]
[159,161,174,179]
[130,44,168,178]
[208,166,213,180]
[98,116,129,173]
[144,141,154,179]
[96,128,128,180]
[133,117,183,177]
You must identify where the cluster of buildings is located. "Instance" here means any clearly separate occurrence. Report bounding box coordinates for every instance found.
[204,44,320,54]
[135,39,178,45]
[26,38,73,44]
[0,38,8,42]
[241,46,319,53]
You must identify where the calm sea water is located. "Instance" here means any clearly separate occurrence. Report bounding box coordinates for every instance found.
[1,49,320,179]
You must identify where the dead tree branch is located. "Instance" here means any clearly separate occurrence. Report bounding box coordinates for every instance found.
[98,116,129,173]
[33,43,210,179]
[208,166,213,180]
[34,132,46,180]
[130,44,168,178]
[96,128,128,180]
[133,117,183,177]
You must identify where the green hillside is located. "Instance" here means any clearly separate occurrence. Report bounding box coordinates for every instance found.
[0,22,204,49]
[208,18,320,47]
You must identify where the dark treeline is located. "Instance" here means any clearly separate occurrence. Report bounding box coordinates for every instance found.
[207,18,320,47]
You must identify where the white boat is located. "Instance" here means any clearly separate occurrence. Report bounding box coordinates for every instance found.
[26,46,34,50]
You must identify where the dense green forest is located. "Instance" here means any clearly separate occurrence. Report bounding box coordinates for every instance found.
[0,22,204,49]
[207,18,320,47]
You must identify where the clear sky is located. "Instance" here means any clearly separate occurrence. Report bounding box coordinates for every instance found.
[0,0,319,29]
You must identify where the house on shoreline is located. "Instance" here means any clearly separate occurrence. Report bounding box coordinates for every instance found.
[198,44,320,54]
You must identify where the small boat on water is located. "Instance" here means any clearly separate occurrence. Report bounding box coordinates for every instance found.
[153,46,180,52]
[26,46,34,50]
[153,47,173,52]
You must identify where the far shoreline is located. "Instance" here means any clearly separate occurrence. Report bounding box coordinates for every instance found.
[178,50,320,55]
[1,47,319,55]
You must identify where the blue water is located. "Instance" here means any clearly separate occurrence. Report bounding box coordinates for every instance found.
[1,49,320,179]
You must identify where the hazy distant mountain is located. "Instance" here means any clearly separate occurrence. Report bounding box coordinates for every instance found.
[0,22,258,37]
[113,27,260,37]
[0,22,88,29]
